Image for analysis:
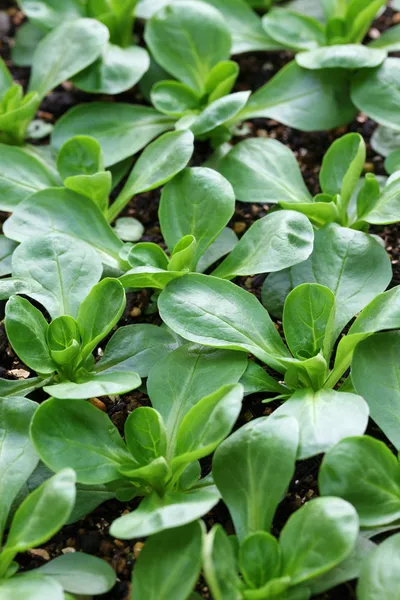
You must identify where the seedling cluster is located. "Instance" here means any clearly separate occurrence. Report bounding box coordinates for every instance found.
[0,0,400,598]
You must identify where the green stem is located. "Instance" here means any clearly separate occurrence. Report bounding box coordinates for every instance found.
[107,187,132,223]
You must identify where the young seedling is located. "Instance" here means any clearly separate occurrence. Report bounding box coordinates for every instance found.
[0,233,177,399]
[158,223,400,458]
[15,0,150,95]
[118,166,314,295]
[214,133,400,229]
[0,396,116,599]
[30,343,247,537]
[0,19,109,145]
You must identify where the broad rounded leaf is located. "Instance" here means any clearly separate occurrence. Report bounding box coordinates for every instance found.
[0,575,64,600]
[44,372,141,400]
[357,533,400,600]
[191,91,251,136]
[296,45,387,70]
[215,137,312,205]
[262,8,325,51]
[19,0,86,28]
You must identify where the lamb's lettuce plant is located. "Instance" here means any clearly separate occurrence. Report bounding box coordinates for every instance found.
[30,343,247,537]
[0,19,109,145]
[0,396,116,599]
[0,233,176,399]
[118,166,314,293]
[214,133,400,228]
[357,532,400,599]
[15,0,150,95]
[202,415,367,600]
[157,224,400,458]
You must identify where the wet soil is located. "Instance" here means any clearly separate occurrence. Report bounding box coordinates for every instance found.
[0,2,399,599]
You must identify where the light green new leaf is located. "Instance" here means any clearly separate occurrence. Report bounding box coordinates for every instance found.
[144,1,231,95]
[272,389,369,459]
[5,296,55,374]
[172,383,243,469]
[240,531,281,589]
[191,91,251,136]
[51,103,175,167]
[3,188,125,270]
[203,525,242,600]
[351,58,400,131]
[12,233,102,319]
[34,552,116,594]
[215,137,312,205]
[147,343,247,453]
[213,415,299,540]
[110,487,219,538]
[240,361,286,395]
[357,533,400,600]
[370,23,400,51]
[159,274,291,372]
[28,19,109,100]
[319,436,400,528]
[160,167,235,265]
[44,371,141,400]
[211,211,314,279]
[361,176,400,224]
[0,575,64,600]
[280,497,359,584]
[3,469,76,555]
[31,398,133,484]
[0,396,38,544]
[132,521,203,600]
[125,407,167,466]
[77,278,125,359]
[319,133,366,206]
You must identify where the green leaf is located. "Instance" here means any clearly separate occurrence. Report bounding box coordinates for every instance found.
[31,398,133,484]
[34,552,116,594]
[110,487,219,538]
[290,224,392,338]
[0,376,48,398]
[385,150,400,175]
[0,277,42,301]
[370,23,400,51]
[19,0,86,28]
[0,396,38,543]
[12,21,45,67]
[132,521,202,600]
[351,58,400,131]
[239,361,286,396]
[0,575,64,600]
[73,43,150,95]
[357,533,400,599]
[94,323,179,377]
[272,389,369,459]
[51,103,175,167]
[12,233,102,319]
[356,173,381,220]
[125,407,167,466]
[203,525,242,600]
[361,176,400,224]
[262,268,295,320]
[319,436,400,528]
[108,129,194,222]
[213,415,299,540]
[371,124,400,157]
[65,171,112,213]
[4,188,125,270]
[168,235,197,272]
[319,133,366,207]
[352,332,400,449]
[190,91,251,136]
[211,211,314,279]
[172,383,243,469]
[237,61,357,132]
[151,80,201,117]
[280,497,359,585]
[28,19,109,100]
[3,469,76,555]
[296,45,386,70]
[147,343,247,454]
[5,296,55,374]
[283,283,335,360]
[159,167,235,267]
[127,243,169,270]
[44,371,141,400]
[159,274,291,372]
[0,236,18,277]
[57,135,104,180]
[196,227,238,273]
[240,531,281,589]
[215,137,312,204]
[77,278,126,359]
[262,8,325,51]
[0,143,59,212]
[206,60,239,102]
[144,1,231,95]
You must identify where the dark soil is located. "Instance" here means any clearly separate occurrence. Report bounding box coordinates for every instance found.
[0,2,399,599]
